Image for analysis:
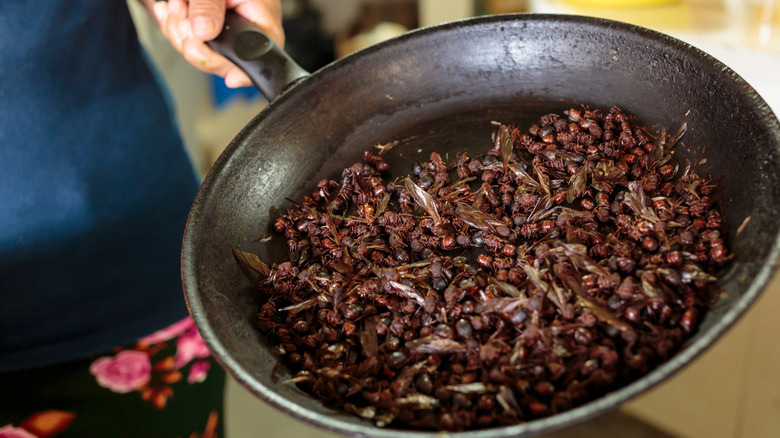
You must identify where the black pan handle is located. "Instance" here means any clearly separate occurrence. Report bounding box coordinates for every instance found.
[206,10,309,101]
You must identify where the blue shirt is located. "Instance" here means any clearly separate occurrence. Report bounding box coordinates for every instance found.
[0,0,201,371]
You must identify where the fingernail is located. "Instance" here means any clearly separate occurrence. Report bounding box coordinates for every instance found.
[225,76,240,89]
[192,17,217,36]
[152,2,166,21]
[225,73,250,89]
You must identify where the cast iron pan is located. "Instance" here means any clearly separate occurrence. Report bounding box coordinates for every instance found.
[182,12,780,437]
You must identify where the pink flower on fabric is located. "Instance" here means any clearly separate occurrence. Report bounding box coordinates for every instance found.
[174,325,211,369]
[138,317,194,345]
[0,425,37,438]
[90,350,151,393]
[187,360,211,383]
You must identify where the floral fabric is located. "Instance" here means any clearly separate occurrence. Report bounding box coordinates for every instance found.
[90,350,152,394]
[88,317,214,410]
[0,317,224,438]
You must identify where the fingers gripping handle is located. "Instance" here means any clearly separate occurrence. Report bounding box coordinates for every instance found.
[207,11,309,102]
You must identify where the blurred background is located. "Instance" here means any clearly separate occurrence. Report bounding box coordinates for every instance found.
[128,1,779,437]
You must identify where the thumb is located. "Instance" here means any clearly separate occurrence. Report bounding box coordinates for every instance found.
[188,0,226,41]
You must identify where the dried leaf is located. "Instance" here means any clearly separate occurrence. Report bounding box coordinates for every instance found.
[324,343,347,360]
[576,295,633,333]
[279,297,318,314]
[527,194,556,223]
[472,185,486,209]
[394,260,432,272]
[282,374,313,385]
[455,202,502,232]
[668,122,687,148]
[315,366,348,379]
[681,264,718,283]
[537,167,551,196]
[374,140,399,155]
[488,277,525,298]
[395,394,439,409]
[521,264,549,293]
[359,318,379,357]
[547,282,568,312]
[345,403,377,420]
[508,163,541,189]
[404,178,441,223]
[476,297,527,315]
[450,176,476,188]
[304,277,329,296]
[233,249,271,287]
[373,411,397,427]
[495,124,514,170]
[406,336,466,354]
[553,262,585,296]
[639,271,663,299]
[555,243,611,277]
[624,181,660,223]
[375,193,392,217]
[233,249,271,276]
[567,164,588,204]
[391,360,433,397]
[651,129,667,162]
[542,149,584,164]
[323,212,341,245]
[737,216,751,236]
[496,385,521,412]
[593,159,626,181]
[328,260,352,274]
[446,382,488,394]
[386,280,425,304]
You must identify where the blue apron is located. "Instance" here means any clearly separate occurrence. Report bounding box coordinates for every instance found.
[0,0,201,371]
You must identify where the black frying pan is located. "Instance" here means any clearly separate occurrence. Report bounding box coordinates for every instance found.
[182,12,780,438]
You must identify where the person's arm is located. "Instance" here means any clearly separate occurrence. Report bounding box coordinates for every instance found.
[138,0,284,88]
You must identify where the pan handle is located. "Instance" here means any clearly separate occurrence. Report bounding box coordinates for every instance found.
[206,10,310,101]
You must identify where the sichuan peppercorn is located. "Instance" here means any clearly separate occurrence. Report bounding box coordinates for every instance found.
[235,106,729,432]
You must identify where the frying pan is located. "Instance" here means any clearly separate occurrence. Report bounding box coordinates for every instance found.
[182,12,780,438]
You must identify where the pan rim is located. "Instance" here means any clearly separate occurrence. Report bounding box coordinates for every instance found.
[182,12,780,438]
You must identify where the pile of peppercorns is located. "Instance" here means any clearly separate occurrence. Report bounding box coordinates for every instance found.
[237,106,728,431]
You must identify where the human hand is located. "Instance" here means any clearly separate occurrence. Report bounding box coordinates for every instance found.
[145,0,284,88]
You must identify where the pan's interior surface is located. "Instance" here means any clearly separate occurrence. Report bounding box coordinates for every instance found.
[182,14,780,438]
